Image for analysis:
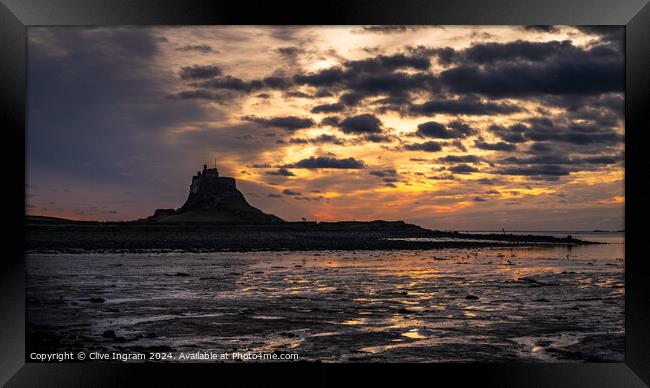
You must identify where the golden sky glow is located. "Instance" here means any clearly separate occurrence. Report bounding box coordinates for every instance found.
[26,26,624,230]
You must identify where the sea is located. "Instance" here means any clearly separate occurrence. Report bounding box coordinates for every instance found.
[26,232,624,362]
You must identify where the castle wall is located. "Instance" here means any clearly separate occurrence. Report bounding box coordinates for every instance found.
[151,165,283,223]
[191,177,200,194]
[217,177,236,188]
[189,175,236,198]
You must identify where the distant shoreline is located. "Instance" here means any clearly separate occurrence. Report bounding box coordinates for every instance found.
[26,217,600,254]
[25,215,623,234]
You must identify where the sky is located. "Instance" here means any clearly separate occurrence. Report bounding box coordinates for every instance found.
[26,25,624,231]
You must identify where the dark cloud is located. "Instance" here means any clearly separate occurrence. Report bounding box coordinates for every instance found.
[192,73,292,92]
[176,44,216,53]
[440,58,623,97]
[474,140,517,152]
[339,114,383,134]
[195,75,263,92]
[276,46,305,60]
[267,26,308,42]
[293,67,346,87]
[311,103,345,113]
[178,36,623,135]
[282,189,302,196]
[449,164,480,174]
[436,155,482,164]
[428,173,456,180]
[498,154,619,166]
[404,141,443,152]
[448,139,468,152]
[268,193,282,198]
[311,134,346,145]
[342,72,438,106]
[345,53,431,73]
[523,25,560,33]
[489,117,623,147]
[362,133,394,143]
[359,26,430,34]
[338,92,365,106]
[577,155,620,165]
[181,40,615,118]
[416,121,476,139]
[166,89,233,101]
[406,46,456,66]
[568,100,622,126]
[527,142,553,154]
[370,169,397,177]
[460,40,597,65]
[242,115,315,131]
[284,156,366,169]
[179,65,222,80]
[408,96,522,116]
[289,134,346,146]
[295,196,322,201]
[266,168,295,176]
[263,76,293,89]
[291,53,439,107]
[487,124,528,143]
[473,196,487,202]
[476,177,500,185]
[522,118,623,146]
[284,91,312,98]
[320,116,341,127]
[428,39,621,67]
[494,165,571,179]
[415,122,446,137]
[419,39,623,101]
[314,89,334,98]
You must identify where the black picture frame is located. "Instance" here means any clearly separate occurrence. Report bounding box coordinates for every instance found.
[1,0,648,386]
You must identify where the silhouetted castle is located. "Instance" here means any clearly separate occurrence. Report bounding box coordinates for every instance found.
[190,165,234,193]
[147,164,283,224]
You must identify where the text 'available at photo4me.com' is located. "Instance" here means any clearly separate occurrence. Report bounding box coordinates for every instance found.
[30,351,300,362]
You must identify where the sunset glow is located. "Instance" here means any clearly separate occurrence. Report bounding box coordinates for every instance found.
[27,26,624,230]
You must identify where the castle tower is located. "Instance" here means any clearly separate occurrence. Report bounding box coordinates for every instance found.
[148,164,283,223]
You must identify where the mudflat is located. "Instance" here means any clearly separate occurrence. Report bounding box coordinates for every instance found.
[26,244,624,362]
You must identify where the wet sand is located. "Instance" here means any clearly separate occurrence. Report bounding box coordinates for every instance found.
[26,240,624,362]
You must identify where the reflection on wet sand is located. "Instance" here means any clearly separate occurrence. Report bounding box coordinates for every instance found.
[26,240,624,362]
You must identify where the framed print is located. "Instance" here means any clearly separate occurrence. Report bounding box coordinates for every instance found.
[1,0,649,386]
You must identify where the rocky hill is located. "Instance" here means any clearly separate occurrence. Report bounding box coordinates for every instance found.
[145,165,283,224]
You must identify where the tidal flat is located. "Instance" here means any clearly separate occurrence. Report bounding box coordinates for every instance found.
[26,236,624,362]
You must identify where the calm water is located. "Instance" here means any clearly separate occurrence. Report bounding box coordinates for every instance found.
[26,234,624,362]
